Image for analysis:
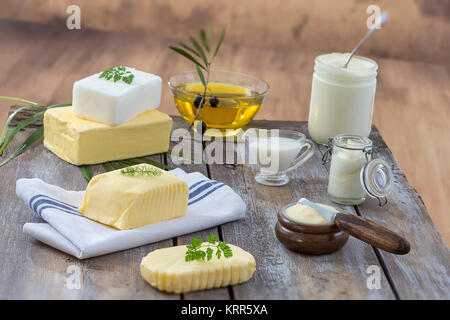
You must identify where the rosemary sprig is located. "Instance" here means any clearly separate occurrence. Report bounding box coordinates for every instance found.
[0,97,69,165]
[169,26,226,129]
[0,105,45,148]
[185,234,233,262]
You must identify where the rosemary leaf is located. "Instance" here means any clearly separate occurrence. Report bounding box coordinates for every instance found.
[179,42,200,58]
[47,103,72,109]
[213,26,226,59]
[208,27,214,48]
[110,161,125,170]
[136,157,174,170]
[195,65,206,88]
[78,165,93,183]
[119,160,137,167]
[169,46,206,70]
[120,159,138,167]
[101,162,114,172]
[127,159,145,166]
[199,29,210,52]
[0,126,44,167]
[0,105,41,146]
[189,36,208,66]
[0,110,45,155]
[0,96,41,107]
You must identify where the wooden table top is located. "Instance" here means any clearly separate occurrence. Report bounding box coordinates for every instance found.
[0,117,449,299]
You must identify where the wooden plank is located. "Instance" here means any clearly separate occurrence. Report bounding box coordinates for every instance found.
[355,130,450,299]
[207,121,395,299]
[1,115,448,299]
[166,117,231,299]
[0,130,177,299]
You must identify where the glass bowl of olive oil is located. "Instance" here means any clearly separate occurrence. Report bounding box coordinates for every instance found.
[168,70,269,137]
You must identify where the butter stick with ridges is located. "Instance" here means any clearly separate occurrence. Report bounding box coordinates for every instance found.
[140,244,256,293]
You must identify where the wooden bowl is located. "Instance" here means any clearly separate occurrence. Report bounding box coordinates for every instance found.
[275,203,349,255]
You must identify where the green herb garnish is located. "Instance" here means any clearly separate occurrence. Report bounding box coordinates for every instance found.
[0,97,70,167]
[120,165,163,177]
[99,66,135,84]
[185,234,233,262]
[169,26,226,129]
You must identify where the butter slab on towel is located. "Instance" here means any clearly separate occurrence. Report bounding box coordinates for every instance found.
[79,165,189,230]
[17,169,246,259]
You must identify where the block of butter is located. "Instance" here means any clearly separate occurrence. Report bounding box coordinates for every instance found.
[44,106,172,165]
[140,244,256,293]
[79,164,189,230]
[73,67,162,126]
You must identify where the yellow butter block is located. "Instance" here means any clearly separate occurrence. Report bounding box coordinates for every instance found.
[44,106,172,165]
[79,164,189,230]
[140,244,256,293]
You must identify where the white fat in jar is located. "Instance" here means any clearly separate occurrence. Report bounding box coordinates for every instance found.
[308,53,378,145]
[327,134,372,205]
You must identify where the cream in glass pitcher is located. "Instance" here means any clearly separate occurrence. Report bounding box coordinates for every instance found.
[308,53,378,145]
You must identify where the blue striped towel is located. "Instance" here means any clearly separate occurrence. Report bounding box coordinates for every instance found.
[16,168,246,259]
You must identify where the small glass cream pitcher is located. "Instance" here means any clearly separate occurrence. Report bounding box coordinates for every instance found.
[242,128,315,186]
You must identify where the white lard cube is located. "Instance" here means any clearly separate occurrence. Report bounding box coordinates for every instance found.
[72,67,161,126]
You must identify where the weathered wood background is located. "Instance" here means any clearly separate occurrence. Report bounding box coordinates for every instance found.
[0,0,449,246]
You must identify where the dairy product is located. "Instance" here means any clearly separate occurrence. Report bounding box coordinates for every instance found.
[308,53,378,145]
[73,67,161,126]
[327,135,371,205]
[328,148,366,200]
[285,203,336,225]
[44,106,172,165]
[248,136,302,174]
[78,164,189,230]
[140,244,256,293]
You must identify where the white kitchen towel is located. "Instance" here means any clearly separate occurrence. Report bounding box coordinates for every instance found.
[17,168,246,259]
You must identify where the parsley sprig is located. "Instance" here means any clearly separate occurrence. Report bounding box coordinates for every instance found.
[120,165,163,177]
[185,234,233,262]
[99,66,135,84]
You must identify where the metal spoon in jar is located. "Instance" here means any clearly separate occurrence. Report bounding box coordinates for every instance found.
[343,11,390,68]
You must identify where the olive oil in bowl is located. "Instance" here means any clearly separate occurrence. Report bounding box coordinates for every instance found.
[169,70,269,137]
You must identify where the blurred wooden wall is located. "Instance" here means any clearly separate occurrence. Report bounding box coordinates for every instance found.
[1,0,449,64]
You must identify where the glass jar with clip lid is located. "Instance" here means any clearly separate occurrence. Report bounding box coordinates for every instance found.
[322,134,393,206]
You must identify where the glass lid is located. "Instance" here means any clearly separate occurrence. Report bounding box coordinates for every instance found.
[332,134,372,150]
[360,158,393,206]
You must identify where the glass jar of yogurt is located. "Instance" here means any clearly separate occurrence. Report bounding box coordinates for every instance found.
[308,53,378,145]
[325,134,393,206]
